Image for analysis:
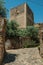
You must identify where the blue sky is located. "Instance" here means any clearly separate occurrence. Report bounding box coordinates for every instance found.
[5,0,43,23]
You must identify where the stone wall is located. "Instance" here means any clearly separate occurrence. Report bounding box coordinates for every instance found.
[5,37,31,50]
[0,18,6,65]
[10,3,34,29]
[5,38,21,50]
[0,33,5,65]
[40,31,43,57]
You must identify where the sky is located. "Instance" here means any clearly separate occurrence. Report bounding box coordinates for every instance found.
[5,0,43,23]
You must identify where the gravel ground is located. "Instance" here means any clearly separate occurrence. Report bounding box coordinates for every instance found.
[3,47,43,65]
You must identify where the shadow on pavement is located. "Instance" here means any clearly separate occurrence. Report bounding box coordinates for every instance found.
[3,52,18,64]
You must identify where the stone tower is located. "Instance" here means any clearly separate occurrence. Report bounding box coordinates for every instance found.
[10,3,34,29]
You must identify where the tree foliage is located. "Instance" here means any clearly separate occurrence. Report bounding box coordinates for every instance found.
[6,20,39,42]
[0,0,7,17]
[26,26,39,38]
[17,26,38,38]
[6,20,19,38]
[16,28,27,37]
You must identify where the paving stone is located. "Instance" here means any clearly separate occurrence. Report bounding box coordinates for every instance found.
[3,47,43,65]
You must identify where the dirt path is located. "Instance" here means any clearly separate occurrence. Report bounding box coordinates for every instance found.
[3,47,43,65]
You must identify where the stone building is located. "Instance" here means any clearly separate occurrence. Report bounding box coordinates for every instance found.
[10,3,34,28]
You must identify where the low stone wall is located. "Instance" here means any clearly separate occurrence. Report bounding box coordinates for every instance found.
[5,37,31,49]
[5,38,21,50]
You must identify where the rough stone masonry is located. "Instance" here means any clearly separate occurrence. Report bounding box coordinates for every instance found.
[0,17,6,65]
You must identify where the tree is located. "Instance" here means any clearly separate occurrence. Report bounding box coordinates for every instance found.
[17,26,38,38]
[16,29,27,37]
[0,0,7,17]
[26,26,38,37]
[6,20,19,38]
[26,26,39,42]
[16,26,39,42]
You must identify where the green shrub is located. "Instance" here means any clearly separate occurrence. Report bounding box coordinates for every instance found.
[6,20,19,38]
[23,40,38,48]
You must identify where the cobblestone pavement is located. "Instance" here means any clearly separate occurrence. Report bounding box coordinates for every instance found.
[3,47,43,65]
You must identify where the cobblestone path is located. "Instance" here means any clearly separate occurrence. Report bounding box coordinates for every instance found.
[3,47,43,65]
